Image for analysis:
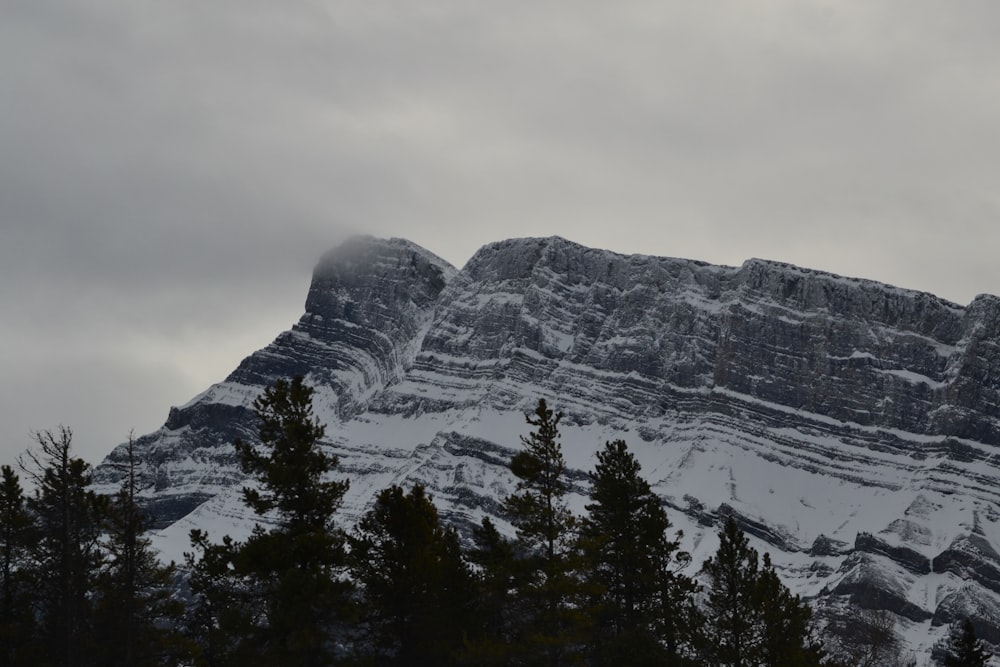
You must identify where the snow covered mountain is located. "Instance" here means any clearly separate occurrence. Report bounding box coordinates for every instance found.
[94,235,1000,658]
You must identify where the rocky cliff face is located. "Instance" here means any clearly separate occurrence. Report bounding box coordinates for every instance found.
[94,235,1000,658]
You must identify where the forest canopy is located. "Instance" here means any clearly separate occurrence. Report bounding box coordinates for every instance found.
[0,378,986,666]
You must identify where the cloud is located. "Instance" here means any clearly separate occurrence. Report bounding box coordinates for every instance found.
[2,0,999,465]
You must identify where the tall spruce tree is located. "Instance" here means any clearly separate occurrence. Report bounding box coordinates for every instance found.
[0,465,36,666]
[184,531,249,667]
[505,398,586,666]
[465,516,525,665]
[21,426,106,667]
[942,618,990,667]
[702,518,760,667]
[187,376,352,666]
[235,376,349,534]
[232,375,352,665]
[702,517,821,667]
[580,439,700,665]
[755,552,824,667]
[349,484,475,666]
[652,540,705,666]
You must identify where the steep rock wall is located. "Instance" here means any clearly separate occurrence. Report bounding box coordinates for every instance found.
[95,235,1000,658]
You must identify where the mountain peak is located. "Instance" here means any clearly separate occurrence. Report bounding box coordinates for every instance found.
[306,235,455,315]
[96,235,1000,659]
[311,235,456,287]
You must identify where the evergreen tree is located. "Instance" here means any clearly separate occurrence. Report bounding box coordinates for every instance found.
[702,517,760,667]
[93,435,187,666]
[755,553,823,667]
[184,531,249,667]
[702,517,821,667]
[651,545,705,667]
[579,439,699,665]
[228,375,353,665]
[21,426,106,667]
[0,465,36,666]
[185,376,352,665]
[942,618,990,667]
[464,516,524,665]
[349,484,475,666]
[505,398,586,666]
[234,376,349,533]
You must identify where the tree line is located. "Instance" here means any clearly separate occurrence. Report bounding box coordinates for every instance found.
[0,376,991,666]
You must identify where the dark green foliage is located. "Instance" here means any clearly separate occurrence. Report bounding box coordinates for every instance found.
[350,484,475,666]
[580,439,701,665]
[0,465,36,666]
[702,517,822,667]
[188,375,352,666]
[3,391,924,666]
[464,516,524,665]
[508,399,573,564]
[755,553,825,667]
[184,531,248,667]
[505,398,588,666]
[235,527,355,666]
[22,426,107,667]
[943,618,990,667]
[235,375,349,533]
[93,436,187,666]
[235,375,352,665]
[702,518,759,667]
[651,550,705,665]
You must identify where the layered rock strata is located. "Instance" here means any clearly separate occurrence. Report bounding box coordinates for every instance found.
[95,235,1000,657]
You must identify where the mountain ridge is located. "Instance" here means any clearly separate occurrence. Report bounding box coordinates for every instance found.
[94,234,1000,658]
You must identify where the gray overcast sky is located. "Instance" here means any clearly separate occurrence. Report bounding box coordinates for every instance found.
[3,1,999,469]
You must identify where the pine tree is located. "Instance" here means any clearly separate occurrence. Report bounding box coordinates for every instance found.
[702,517,822,667]
[231,375,353,665]
[755,553,823,667]
[702,518,760,667]
[349,484,475,666]
[464,516,524,665]
[505,398,586,666]
[21,426,106,667]
[579,439,699,665]
[0,465,36,666]
[508,400,574,561]
[651,547,705,667]
[184,531,249,667]
[943,618,990,667]
[186,376,352,666]
[234,376,349,534]
[93,435,187,666]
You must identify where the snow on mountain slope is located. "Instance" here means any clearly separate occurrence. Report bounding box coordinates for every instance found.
[94,235,1000,660]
